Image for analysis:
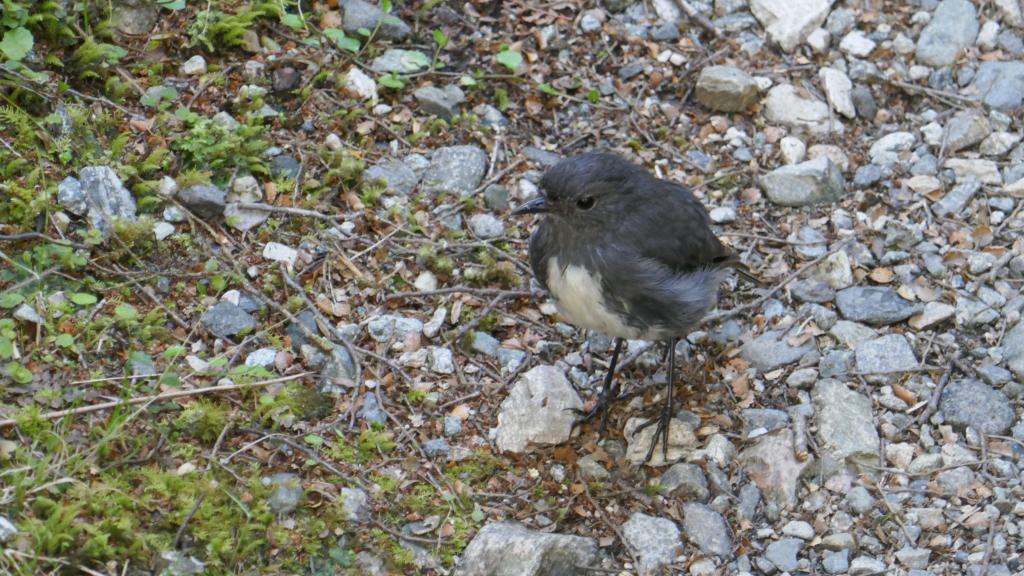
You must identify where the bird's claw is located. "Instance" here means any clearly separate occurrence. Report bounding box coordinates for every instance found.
[635,403,673,464]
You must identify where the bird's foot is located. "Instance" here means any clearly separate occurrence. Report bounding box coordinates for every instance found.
[635,401,673,464]
[568,391,627,435]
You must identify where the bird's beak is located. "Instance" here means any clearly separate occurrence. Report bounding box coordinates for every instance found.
[511,196,549,215]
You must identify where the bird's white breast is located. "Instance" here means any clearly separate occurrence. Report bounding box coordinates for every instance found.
[545,257,643,339]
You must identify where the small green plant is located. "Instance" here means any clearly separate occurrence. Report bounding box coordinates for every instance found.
[495,46,522,72]
[188,2,283,53]
[171,108,271,181]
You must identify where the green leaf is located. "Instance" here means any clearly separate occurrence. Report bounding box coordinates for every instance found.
[538,83,561,96]
[70,293,98,306]
[470,506,485,522]
[357,27,372,37]
[402,50,430,70]
[55,334,75,348]
[114,303,138,321]
[495,49,522,72]
[281,13,304,30]
[157,0,186,9]
[0,337,12,359]
[7,362,32,384]
[0,293,24,308]
[324,28,360,52]
[163,345,187,359]
[381,0,392,13]
[0,27,33,62]
[378,73,405,90]
[587,88,600,103]
[458,75,477,87]
[159,372,181,387]
[304,434,325,447]
[433,30,449,50]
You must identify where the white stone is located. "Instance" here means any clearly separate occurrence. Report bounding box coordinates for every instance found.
[977,20,1000,51]
[625,417,698,466]
[995,0,1023,26]
[749,0,833,52]
[839,30,876,57]
[494,365,582,453]
[909,302,955,330]
[245,348,278,368]
[909,65,932,81]
[709,206,737,223]
[979,132,1020,157]
[153,221,175,240]
[181,55,207,76]
[343,66,378,101]
[158,175,178,197]
[893,33,916,55]
[262,242,299,266]
[806,28,830,52]
[819,67,856,119]
[780,136,807,164]
[324,133,343,151]
[764,84,842,135]
[921,122,944,146]
[414,271,438,292]
[808,144,849,172]
[869,132,916,165]
[943,158,1002,185]
[905,175,942,194]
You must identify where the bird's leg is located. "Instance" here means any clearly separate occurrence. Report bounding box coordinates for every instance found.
[570,337,624,434]
[637,337,677,464]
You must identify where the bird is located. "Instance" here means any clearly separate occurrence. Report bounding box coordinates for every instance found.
[512,151,751,463]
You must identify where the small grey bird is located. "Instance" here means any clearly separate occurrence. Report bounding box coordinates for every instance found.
[512,151,750,463]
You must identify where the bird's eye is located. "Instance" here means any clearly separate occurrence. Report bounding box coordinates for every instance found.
[576,196,596,210]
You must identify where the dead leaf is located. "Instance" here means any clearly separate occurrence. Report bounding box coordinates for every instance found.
[891,383,917,405]
[869,267,894,283]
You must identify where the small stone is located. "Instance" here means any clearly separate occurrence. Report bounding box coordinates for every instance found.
[578,454,610,480]
[765,538,802,572]
[359,392,387,425]
[245,348,277,368]
[340,486,369,522]
[738,429,810,510]
[421,145,488,197]
[621,513,684,575]
[870,132,916,165]
[978,20,1000,50]
[845,485,875,514]
[813,379,880,466]
[414,271,438,292]
[343,67,378,101]
[819,68,856,119]
[760,156,845,207]
[839,30,876,57]
[741,330,816,371]
[851,84,877,119]
[896,547,931,569]
[413,85,466,120]
[201,302,256,339]
[855,334,917,384]
[181,55,207,76]
[265,472,303,514]
[849,556,887,575]
[423,438,450,459]
[0,516,18,543]
[579,8,606,33]
[341,0,410,40]
[945,109,992,152]
[908,301,955,330]
[262,242,298,267]
[483,184,510,210]
[808,144,850,173]
[782,520,815,540]
[932,178,982,217]
[495,366,582,453]
[915,0,980,67]
[659,463,709,501]
[940,379,1015,434]
[780,136,806,165]
[695,66,760,112]
[806,27,830,52]
[458,522,599,576]
[836,287,921,325]
[624,417,698,467]
[749,0,833,52]
[370,49,430,74]
[159,551,206,575]
[943,158,1001,185]
[970,61,1024,112]
[177,184,225,219]
[764,84,840,135]
[708,206,736,223]
[681,503,732,557]
[823,549,850,574]
[468,213,504,239]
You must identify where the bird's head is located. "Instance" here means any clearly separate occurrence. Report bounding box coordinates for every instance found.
[512,152,647,230]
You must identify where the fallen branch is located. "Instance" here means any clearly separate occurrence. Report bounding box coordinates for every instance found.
[385,286,532,301]
[235,202,342,221]
[0,373,312,429]
[673,0,723,38]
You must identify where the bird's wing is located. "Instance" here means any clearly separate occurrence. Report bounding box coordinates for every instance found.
[626,179,741,275]
[528,222,552,291]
